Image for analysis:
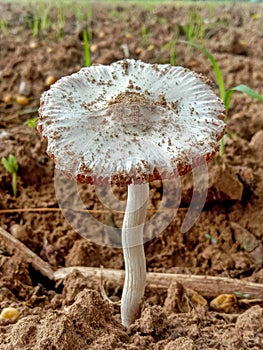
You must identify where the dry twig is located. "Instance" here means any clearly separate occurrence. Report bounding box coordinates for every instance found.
[54,266,263,299]
[0,226,54,280]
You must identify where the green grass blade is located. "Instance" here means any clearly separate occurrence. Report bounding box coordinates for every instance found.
[83,31,90,67]
[141,24,148,48]
[32,15,39,37]
[224,89,234,114]
[225,85,263,113]
[170,39,176,66]
[230,85,263,102]
[0,18,8,34]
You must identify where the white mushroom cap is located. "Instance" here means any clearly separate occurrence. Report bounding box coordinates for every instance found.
[38,59,226,185]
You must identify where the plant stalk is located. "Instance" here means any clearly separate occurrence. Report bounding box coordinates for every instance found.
[12,172,17,197]
[121,182,149,327]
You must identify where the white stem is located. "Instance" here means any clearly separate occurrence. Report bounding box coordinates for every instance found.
[121,182,149,327]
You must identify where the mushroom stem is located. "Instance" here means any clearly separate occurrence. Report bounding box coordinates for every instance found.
[121,182,149,327]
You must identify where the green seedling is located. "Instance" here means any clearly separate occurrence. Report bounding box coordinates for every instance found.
[234,291,251,298]
[182,12,205,43]
[141,24,148,48]
[23,6,51,38]
[87,6,93,20]
[182,11,206,56]
[74,5,93,38]
[24,117,38,128]
[205,233,218,245]
[1,154,19,197]
[74,2,85,22]
[252,13,261,20]
[0,245,5,255]
[169,27,179,66]
[169,38,177,66]
[83,30,91,67]
[108,10,126,22]
[0,18,8,34]
[242,240,248,251]
[157,17,168,25]
[32,15,40,37]
[161,26,179,66]
[40,7,52,33]
[87,6,93,40]
[182,41,263,155]
[56,3,65,40]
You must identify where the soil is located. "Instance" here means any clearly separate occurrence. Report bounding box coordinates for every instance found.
[0,1,263,349]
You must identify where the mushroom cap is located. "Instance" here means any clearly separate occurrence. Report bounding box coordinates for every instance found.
[38,59,226,185]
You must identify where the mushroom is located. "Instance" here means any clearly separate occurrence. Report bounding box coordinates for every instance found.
[38,59,226,327]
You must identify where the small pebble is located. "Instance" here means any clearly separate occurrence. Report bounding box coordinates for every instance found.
[135,47,143,55]
[124,33,132,39]
[16,95,29,106]
[210,294,237,312]
[232,112,243,120]
[18,81,31,97]
[98,31,105,38]
[90,44,98,53]
[187,60,199,68]
[239,166,254,186]
[0,307,20,322]
[3,95,12,104]
[10,224,27,241]
[250,129,263,150]
[45,75,56,87]
[29,41,38,49]
[147,44,155,51]
[0,129,11,140]
[189,289,207,307]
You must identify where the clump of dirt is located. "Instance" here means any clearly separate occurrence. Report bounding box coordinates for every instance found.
[3,289,128,350]
[0,1,263,349]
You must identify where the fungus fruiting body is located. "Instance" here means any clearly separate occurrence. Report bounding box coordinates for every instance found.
[38,59,226,327]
